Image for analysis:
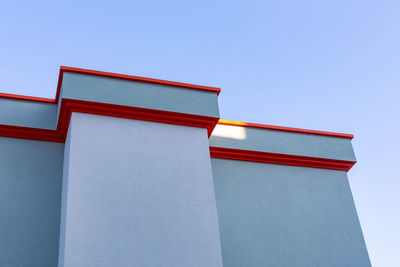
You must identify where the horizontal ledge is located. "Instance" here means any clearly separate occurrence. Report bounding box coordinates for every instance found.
[218,120,354,140]
[60,99,219,139]
[0,92,55,103]
[0,99,219,142]
[0,124,63,142]
[209,146,356,172]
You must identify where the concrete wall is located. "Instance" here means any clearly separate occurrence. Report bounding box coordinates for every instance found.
[60,72,220,118]
[58,113,223,267]
[0,98,58,129]
[212,158,371,267]
[0,137,64,267]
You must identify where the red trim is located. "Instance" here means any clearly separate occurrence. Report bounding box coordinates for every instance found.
[0,92,55,103]
[0,124,63,142]
[54,68,64,103]
[58,66,221,98]
[59,99,219,140]
[209,146,356,172]
[0,99,219,142]
[218,120,354,140]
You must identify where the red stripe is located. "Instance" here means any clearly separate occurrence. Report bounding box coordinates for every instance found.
[0,92,55,103]
[218,120,354,140]
[59,99,219,140]
[54,68,64,103]
[0,99,219,142]
[209,146,356,172]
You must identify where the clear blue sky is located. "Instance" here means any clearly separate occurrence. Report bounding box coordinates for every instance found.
[1,0,399,266]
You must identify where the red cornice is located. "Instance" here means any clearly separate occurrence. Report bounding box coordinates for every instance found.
[0,124,62,142]
[0,92,55,103]
[59,99,219,140]
[209,146,356,172]
[218,120,354,140]
[0,99,219,142]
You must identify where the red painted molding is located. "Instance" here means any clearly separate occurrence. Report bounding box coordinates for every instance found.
[59,99,219,140]
[0,124,62,142]
[218,120,354,140]
[209,146,356,172]
[0,99,219,142]
[0,92,55,103]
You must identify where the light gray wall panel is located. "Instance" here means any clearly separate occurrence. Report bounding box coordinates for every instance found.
[0,137,64,267]
[212,158,370,267]
[210,124,356,161]
[60,72,220,118]
[0,98,58,129]
[59,113,223,267]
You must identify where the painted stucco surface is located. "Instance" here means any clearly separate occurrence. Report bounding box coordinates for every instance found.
[60,72,220,118]
[0,68,370,267]
[58,126,71,267]
[59,113,223,267]
[0,98,58,129]
[0,71,220,132]
[212,158,370,267]
[0,137,64,267]
[210,124,356,161]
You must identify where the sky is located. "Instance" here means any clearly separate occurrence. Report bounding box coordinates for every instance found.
[1,0,399,265]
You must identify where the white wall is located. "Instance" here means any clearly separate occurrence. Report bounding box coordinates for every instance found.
[59,113,223,267]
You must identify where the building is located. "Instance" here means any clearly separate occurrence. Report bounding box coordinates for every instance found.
[0,66,370,266]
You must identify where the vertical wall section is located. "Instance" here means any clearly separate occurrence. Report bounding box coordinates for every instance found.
[209,122,371,267]
[0,137,64,266]
[0,67,223,267]
[58,113,223,267]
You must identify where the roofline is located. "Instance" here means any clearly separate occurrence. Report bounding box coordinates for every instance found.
[0,66,221,104]
[0,67,354,140]
[0,92,55,103]
[217,120,354,140]
[57,66,221,99]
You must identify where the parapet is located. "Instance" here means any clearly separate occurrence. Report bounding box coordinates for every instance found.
[210,120,356,172]
[0,66,221,141]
